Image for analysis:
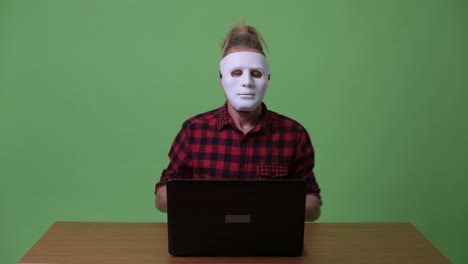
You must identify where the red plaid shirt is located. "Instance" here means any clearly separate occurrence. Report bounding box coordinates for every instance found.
[155,102,321,201]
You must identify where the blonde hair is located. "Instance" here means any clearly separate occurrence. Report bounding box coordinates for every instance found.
[221,18,269,58]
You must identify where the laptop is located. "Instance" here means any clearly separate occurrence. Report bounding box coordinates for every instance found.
[166,179,306,256]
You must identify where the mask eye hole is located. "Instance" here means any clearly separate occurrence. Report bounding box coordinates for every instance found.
[251,70,263,78]
[231,70,243,77]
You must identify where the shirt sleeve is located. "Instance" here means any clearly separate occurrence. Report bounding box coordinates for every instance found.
[293,127,322,204]
[155,121,193,193]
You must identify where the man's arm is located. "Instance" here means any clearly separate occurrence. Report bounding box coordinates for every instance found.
[155,120,193,213]
[154,185,167,212]
[305,193,321,222]
[293,127,322,222]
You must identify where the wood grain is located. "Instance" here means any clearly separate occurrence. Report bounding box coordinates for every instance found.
[18,222,450,264]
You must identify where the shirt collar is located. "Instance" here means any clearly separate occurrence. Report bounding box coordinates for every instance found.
[216,101,272,135]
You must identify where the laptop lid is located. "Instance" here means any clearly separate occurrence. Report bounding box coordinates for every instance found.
[166,179,306,256]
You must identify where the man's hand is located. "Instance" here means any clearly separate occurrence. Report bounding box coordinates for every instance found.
[305,194,321,222]
[154,186,168,212]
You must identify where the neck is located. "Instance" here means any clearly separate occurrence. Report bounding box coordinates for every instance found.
[227,102,262,134]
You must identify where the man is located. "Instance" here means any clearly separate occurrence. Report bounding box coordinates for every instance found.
[154,22,321,221]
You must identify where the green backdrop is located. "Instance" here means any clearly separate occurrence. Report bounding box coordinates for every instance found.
[1,0,467,263]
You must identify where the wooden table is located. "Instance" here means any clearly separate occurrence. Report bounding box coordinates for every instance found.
[18,222,450,264]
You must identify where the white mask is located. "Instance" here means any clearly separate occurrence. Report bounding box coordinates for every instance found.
[220,52,270,111]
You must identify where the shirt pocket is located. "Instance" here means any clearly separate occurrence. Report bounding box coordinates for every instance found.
[256,163,289,179]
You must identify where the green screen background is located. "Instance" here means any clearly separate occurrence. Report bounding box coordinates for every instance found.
[1,0,467,263]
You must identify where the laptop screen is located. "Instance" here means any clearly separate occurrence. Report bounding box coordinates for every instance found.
[166,179,306,256]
